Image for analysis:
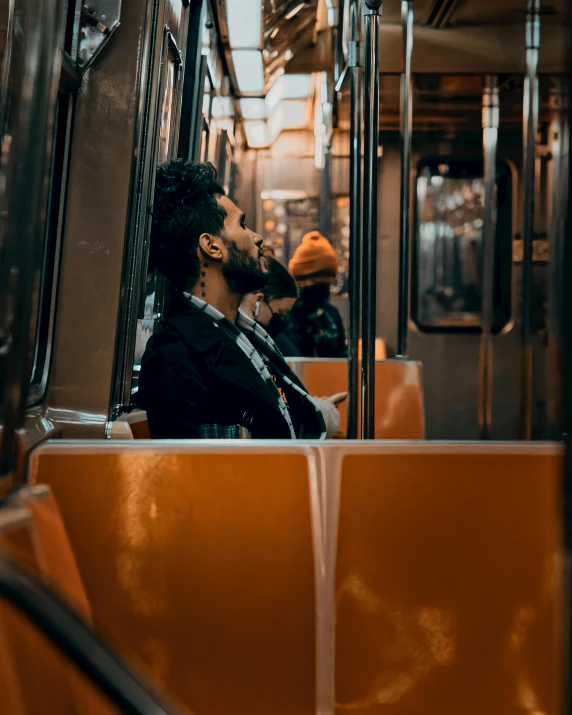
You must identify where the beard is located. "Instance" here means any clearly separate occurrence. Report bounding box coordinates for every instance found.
[222,240,268,296]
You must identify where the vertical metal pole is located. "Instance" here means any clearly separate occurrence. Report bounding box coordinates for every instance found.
[319,145,333,240]
[325,1,342,84]
[519,0,540,441]
[361,0,382,440]
[397,0,414,358]
[478,75,500,440]
[347,1,362,440]
[546,78,569,438]
[563,7,572,713]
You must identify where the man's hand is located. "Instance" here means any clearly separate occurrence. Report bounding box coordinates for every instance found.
[322,392,348,406]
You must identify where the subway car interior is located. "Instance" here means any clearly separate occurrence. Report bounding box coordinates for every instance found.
[1,0,572,712]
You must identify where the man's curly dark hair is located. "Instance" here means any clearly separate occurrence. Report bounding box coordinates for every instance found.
[149,160,226,289]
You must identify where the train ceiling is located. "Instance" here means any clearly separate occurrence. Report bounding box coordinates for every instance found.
[215,0,567,141]
[287,0,567,75]
[336,74,565,132]
[216,0,320,94]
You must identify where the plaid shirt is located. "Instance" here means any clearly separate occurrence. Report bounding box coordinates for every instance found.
[184,294,326,440]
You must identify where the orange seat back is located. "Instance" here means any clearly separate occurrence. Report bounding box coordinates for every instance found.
[335,444,563,714]
[0,495,117,714]
[31,445,317,715]
[130,418,151,439]
[292,359,425,439]
[357,338,387,361]
[110,410,151,440]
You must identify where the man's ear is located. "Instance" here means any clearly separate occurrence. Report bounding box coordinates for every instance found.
[198,232,224,262]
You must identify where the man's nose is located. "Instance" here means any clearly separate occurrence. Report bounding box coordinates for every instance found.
[253,232,263,247]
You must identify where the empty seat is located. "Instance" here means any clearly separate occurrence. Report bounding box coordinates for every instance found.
[290,359,425,439]
[28,440,563,714]
[30,443,318,715]
[357,338,387,361]
[0,496,117,714]
[333,442,563,714]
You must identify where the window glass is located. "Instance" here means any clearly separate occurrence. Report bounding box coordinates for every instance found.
[412,157,512,333]
[259,192,350,296]
[28,69,75,402]
[157,54,176,165]
[200,73,213,163]
[132,34,182,383]
[29,97,66,397]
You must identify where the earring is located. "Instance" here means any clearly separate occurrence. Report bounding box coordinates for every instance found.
[254,301,261,318]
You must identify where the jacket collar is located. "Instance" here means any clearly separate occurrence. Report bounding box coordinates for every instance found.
[164,292,282,411]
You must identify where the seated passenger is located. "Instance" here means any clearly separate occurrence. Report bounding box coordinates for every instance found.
[136,160,331,439]
[240,257,301,357]
[285,231,348,358]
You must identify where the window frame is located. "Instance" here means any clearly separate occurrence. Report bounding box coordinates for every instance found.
[27,49,80,406]
[128,25,184,397]
[411,155,514,335]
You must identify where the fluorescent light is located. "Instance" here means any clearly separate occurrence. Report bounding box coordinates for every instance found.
[268,100,308,140]
[244,120,268,148]
[270,27,279,39]
[211,96,222,118]
[211,96,234,119]
[266,74,312,114]
[240,98,266,119]
[285,3,306,20]
[227,0,262,49]
[232,50,265,95]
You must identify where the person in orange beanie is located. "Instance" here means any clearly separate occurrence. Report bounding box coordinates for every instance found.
[285,231,347,357]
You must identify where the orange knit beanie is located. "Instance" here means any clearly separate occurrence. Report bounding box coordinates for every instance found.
[288,231,338,278]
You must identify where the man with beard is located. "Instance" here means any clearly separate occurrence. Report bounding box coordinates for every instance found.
[136,160,328,439]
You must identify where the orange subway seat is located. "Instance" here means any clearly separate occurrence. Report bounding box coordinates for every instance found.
[292,359,425,439]
[0,501,118,714]
[31,446,317,715]
[335,447,563,714]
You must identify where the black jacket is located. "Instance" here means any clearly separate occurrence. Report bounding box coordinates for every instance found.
[136,295,323,439]
[284,284,347,358]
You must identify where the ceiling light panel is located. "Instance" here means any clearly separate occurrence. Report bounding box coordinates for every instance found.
[240,98,266,119]
[268,100,308,140]
[232,50,265,95]
[266,74,312,114]
[227,0,262,49]
[244,120,269,148]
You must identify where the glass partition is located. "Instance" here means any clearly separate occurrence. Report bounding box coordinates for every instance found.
[412,157,512,333]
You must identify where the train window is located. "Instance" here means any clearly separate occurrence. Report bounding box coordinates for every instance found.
[28,46,80,403]
[412,157,512,333]
[132,28,183,377]
[28,96,69,401]
[200,73,213,162]
[158,57,176,164]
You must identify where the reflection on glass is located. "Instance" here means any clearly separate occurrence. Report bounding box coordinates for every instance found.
[132,43,179,386]
[259,192,350,296]
[417,169,484,327]
[413,158,512,332]
[157,56,175,165]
